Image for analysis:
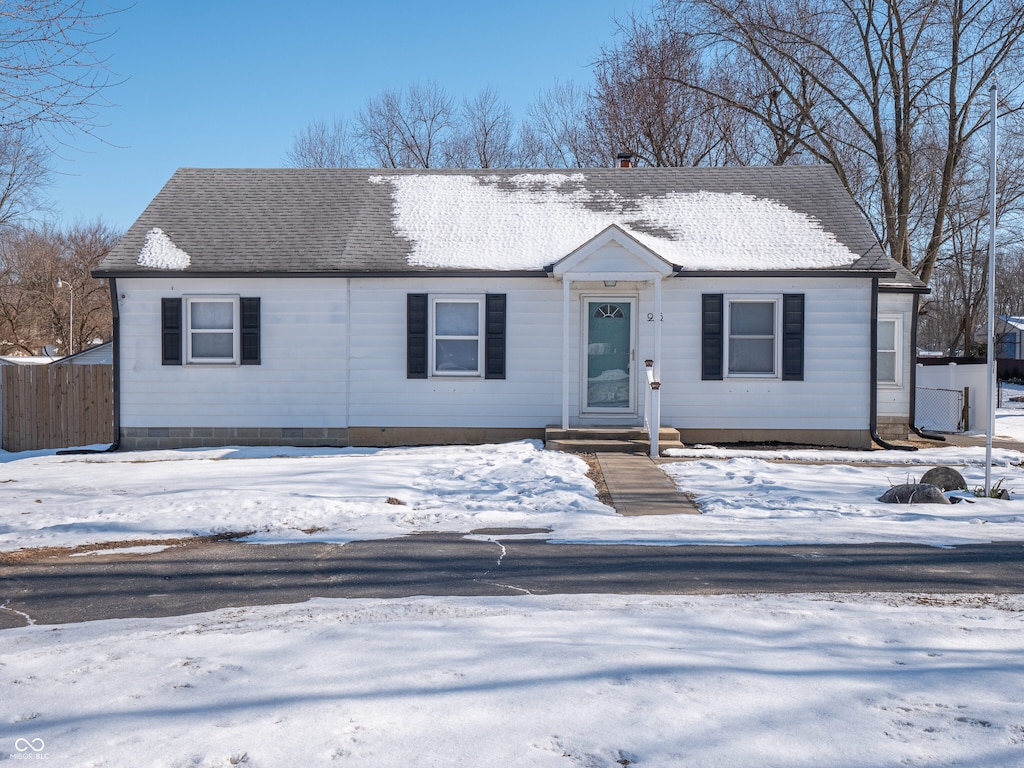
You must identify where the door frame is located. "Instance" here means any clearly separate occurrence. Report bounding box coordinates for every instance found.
[579,294,638,418]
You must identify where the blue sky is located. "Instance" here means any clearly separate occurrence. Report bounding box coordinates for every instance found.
[46,0,639,231]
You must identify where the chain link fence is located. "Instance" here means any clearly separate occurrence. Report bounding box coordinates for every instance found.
[916,386,967,433]
[997,379,1024,408]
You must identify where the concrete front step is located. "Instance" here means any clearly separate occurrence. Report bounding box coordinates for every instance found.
[545,427,684,455]
[546,438,650,454]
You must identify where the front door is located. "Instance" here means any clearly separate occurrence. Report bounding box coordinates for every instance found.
[583,298,635,414]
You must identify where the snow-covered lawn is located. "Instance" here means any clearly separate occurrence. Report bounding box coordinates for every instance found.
[3,594,1023,767]
[3,397,1024,765]
[3,436,1024,555]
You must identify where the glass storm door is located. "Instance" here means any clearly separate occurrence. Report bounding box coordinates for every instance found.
[584,299,634,411]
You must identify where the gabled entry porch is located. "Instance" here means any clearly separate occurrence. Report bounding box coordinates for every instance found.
[549,226,675,457]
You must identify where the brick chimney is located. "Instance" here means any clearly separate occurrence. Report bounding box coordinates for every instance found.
[616,150,635,168]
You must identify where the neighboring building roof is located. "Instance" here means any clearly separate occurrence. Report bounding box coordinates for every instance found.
[95,166,922,287]
[50,341,113,365]
[0,355,57,365]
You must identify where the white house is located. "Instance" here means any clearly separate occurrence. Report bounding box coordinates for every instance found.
[995,316,1024,360]
[93,166,927,451]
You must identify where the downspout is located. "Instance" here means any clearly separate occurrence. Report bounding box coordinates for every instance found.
[106,277,121,451]
[907,291,944,441]
[871,277,915,451]
[561,277,570,431]
[56,277,121,455]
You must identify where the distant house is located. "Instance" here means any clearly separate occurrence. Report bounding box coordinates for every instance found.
[995,317,1024,360]
[93,166,927,451]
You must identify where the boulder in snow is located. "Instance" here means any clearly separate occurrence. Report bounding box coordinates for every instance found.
[878,483,951,505]
[920,467,967,492]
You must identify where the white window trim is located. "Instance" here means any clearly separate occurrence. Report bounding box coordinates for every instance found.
[184,295,240,365]
[430,295,484,378]
[877,315,902,387]
[725,295,780,379]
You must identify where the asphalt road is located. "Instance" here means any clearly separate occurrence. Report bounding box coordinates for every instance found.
[2,532,1023,628]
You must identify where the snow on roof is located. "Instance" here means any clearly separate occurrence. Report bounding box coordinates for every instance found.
[370,173,860,271]
[137,227,191,270]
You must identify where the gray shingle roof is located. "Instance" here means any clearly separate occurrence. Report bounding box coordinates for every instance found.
[95,165,923,288]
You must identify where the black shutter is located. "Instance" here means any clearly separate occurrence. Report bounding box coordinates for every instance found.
[485,293,506,379]
[240,297,261,365]
[407,293,428,379]
[782,293,804,381]
[701,294,723,381]
[161,297,182,365]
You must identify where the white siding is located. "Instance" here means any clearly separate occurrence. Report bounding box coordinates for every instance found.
[118,277,348,428]
[660,277,873,431]
[349,278,563,428]
[117,273,884,435]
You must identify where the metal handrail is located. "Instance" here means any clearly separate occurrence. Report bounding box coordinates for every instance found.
[643,359,661,458]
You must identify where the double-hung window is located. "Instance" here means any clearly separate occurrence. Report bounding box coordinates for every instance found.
[407,293,505,380]
[186,296,239,364]
[161,295,260,366]
[727,298,779,377]
[703,293,802,381]
[431,297,483,376]
[877,316,901,386]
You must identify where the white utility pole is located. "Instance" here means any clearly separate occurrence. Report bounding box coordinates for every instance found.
[985,82,998,496]
[57,277,73,356]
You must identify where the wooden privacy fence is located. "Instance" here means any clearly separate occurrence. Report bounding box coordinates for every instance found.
[1,364,114,452]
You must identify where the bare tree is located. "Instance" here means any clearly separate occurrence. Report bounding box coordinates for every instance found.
[284,119,354,168]
[0,224,60,353]
[523,80,604,168]
[356,81,456,168]
[997,249,1024,320]
[593,6,742,166]
[294,87,525,170]
[0,0,119,141]
[355,88,405,167]
[0,130,50,229]
[59,219,116,352]
[914,99,1024,354]
[629,0,1024,284]
[0,220,116,355]
[447,88,518,168]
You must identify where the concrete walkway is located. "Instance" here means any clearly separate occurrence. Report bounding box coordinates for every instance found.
[596,453,700,515]
[913,431,1024,453]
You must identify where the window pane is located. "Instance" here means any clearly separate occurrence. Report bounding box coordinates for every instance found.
[191,332,234,358]
[878,319,896,351]
[730,302,774,335]
[191,301,234,330]
[878,351,896,383]
[435,302,478,336]
[729,338,774,374]
[435,339,478,372]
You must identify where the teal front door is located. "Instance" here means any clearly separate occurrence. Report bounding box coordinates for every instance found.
[584,299,634,412]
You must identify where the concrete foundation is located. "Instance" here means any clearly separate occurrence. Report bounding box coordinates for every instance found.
[118,426,544,450]
[673,427,874,450]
